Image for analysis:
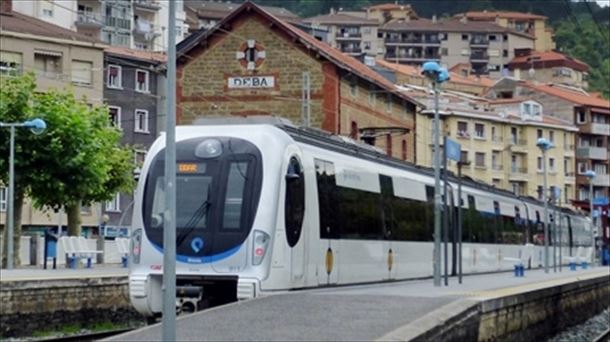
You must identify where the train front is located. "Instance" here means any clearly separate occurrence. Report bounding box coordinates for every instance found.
[128,124,286,318]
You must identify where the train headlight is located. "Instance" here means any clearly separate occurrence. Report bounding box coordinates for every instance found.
[195,139,222,159]
[252,230,270,266]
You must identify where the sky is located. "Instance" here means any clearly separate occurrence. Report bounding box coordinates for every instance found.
[595,0,609,7]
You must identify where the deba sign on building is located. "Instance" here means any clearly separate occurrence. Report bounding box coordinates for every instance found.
[228,75,275,89]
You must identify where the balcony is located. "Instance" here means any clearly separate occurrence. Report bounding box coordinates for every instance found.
[470,52,489,62]
[509,139,528,153]
[336,32,362,40]
[564,172,576,184]
[581,122,610,136]
[491,136,503,144]
[75,11,103,28]
[341,47,362,55]
[592,174,610,187]
[470,38,489,46]
[133,20,161,39]
[563,144,575,157]
[509,167,528,181]
[576,146,608,160]
[106,16,131,30]
[134,0,161,11]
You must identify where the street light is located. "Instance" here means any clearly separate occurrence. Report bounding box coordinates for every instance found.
[0,118,46,269]
[422,61,449,287]
[536,137,553,274]
[584,170,596,266]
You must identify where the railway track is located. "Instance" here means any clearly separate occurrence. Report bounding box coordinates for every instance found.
[38,328,133,342]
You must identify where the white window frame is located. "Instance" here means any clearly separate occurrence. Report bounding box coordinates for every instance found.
[549,158,556,173]
[0,187,6,212]
[134,109,149,133]
[134,149,147,175]
[107,64,122,89]
[135,69,149,93]
[537,156,543,172]
[108,105,121,129]
[105,193,120,212]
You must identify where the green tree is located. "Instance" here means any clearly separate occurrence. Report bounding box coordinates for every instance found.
[0,74,36,267]
[1,74,135,267]
[27,90,135,236]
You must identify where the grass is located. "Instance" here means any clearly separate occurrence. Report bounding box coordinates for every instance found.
[28,320,137,339]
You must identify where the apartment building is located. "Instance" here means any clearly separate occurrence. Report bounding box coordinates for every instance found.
[380,18,535,78]
[302,12,381,57]
[454,11,555,52]
[11,0,187,51]
[0,1,105,233]
[411,88,578,205]
[487,79,609,217]
[508,49,589,89]
[102,46,165,234]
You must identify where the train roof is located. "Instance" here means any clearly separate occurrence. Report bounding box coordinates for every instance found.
[192,116,576,216]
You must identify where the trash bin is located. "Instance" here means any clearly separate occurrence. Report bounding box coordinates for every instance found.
[44,228,58,270]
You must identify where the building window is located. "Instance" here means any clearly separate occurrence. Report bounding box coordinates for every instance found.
[461,151,468,164]
[441,48,448,56]
[401,140,407,160]
[549,158,555,172]
[134,109,149,133]
[0,187,6,212]
[537,129,543,139]
[577,110,586,124]
[385,95,392,112]
[457,121,469,138]
[108,106,121,128]
[107,65,122,88]
[474,123,485,139]
[368,89,375,105]
[135,69,149,93]
[34,51,62,79]
[549,130,554,143]
[350,121,358,140]
[71,60,93,85]
[537,156,543,171]
[134,149,146,174]
[462,34,469,41]
[105,193,120,212]
[0,51,22,75]
[537,186,543,200]
[503,34,508,41]
[503,49,508,57]
[386,134,392,156]
[475,152,485,168]
[350,80,357,97]
[578,162,587,174]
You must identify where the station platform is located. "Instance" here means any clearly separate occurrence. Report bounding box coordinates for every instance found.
[0,264,127,282]
[109,266,610,341]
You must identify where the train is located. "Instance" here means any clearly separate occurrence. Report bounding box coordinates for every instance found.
[128,117,592,318]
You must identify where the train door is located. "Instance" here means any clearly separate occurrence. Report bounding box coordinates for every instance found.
[380,175,396,280]
[284,153,307,286]
[314,159,339,285]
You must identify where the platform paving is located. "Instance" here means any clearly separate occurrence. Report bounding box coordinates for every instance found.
[108,266,609,341]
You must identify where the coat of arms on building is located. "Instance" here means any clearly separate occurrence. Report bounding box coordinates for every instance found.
[235,39,266,71]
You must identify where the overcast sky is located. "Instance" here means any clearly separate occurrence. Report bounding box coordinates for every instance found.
[595,0,609,7]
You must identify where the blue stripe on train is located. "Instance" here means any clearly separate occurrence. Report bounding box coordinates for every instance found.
[151,244,242,264]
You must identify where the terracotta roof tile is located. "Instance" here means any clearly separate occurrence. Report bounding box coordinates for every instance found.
[0,11,102,44]
[523,83,610,108]
[302,13,378,25]
[509,51,589,72]
[367,3,413,11]
[105,46,166,63]
[456,11,547,20]
[178,1,423,108]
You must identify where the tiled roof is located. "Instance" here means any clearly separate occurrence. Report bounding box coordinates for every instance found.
[522,83,610,109]
[105,46,166,63]
[381,18,534,39]
[509,51,589,72]
[188,0,299,21]
[376,59,495,88]
[302,13,378,25]
[0,11,103,45]
[487,97,533,104]
[178,1,423,108]
[456,11,547,21]
[367,3,413,11]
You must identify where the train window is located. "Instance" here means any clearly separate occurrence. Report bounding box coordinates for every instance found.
[285,157,305,247]
[222,161,249,230]
[315,159,338,239]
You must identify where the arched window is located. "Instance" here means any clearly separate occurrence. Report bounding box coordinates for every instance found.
[285,157,305,247]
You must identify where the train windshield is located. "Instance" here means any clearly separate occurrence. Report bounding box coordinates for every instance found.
[142,137,262,261]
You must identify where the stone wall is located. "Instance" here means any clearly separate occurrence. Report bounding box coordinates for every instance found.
[0,276,140,338]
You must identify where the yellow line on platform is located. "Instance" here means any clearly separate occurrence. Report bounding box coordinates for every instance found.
[0,273,127,282]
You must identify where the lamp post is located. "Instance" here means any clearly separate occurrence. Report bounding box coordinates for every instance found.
[421,61,449,287]
[0,119,46,269]
[536,137,553,274]
[584,170,596,265]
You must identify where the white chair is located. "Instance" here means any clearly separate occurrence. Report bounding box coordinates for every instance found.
[563,246,583,270]
[116,238,129,267]
[59,236,77,268]
[578,248,593,269]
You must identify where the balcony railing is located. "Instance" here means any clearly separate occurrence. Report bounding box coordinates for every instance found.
[470,38,489,46]
[106,16,131,30]
[576,146,608,160]
[470,52,489,61]
[75,11,104,28]
[592,174,610,187]
[385,37,440,44]
[563,144,575,151]
[492,136,503,143]
[492,164,503,171]
[341,47,362,54]
[336,32,361,39]
[385,53,440,60]
[134,0,161,10]
[511,167,528,174]
[581,122,610,136]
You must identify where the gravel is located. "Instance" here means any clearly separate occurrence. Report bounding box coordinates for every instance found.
[548,308,610,342]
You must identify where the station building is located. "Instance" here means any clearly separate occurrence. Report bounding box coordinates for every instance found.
[175,1,422,162]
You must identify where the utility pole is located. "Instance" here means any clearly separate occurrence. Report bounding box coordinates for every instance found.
[162,1,177,341]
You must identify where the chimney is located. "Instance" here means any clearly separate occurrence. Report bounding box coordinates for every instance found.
[432,14,437,23]
[330,7,335,15]
[1,0,12,14]
[459,15,467,24]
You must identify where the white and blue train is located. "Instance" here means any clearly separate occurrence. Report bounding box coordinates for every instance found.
[128,117,592,318]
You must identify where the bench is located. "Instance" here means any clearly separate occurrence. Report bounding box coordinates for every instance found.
[503,243,534,277]
[563,246,583,271]
[59,236,103,268]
